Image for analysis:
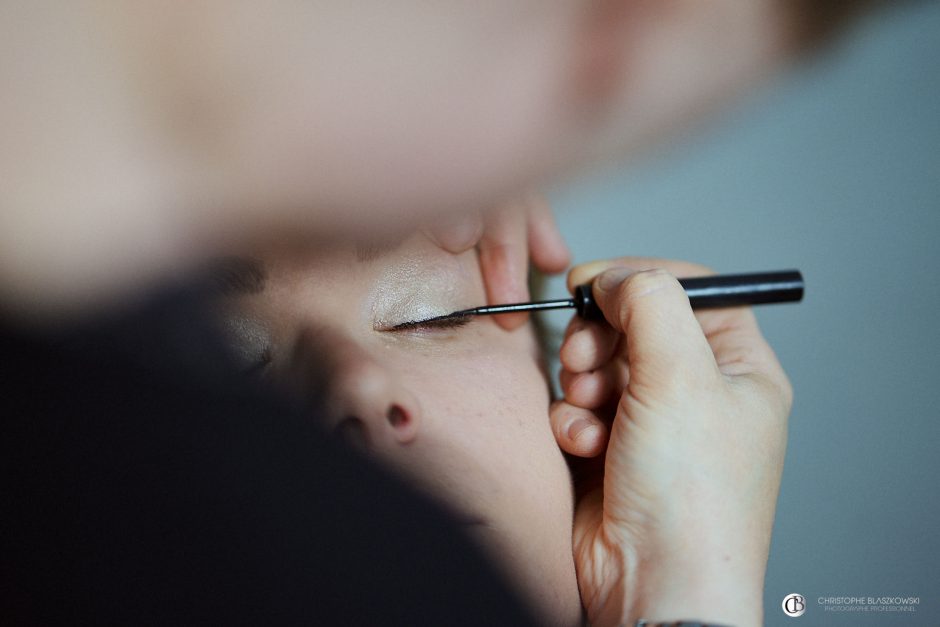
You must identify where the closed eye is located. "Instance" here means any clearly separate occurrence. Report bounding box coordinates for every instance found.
[386,313,473,332]
[243,346,273,376]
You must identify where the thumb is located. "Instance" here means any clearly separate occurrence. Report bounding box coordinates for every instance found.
[592,268,720,403]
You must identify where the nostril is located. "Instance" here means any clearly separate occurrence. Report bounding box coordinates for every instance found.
[335,416,369,448]
[386,404,409,428]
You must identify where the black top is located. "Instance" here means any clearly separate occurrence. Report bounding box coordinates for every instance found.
[0,287,536,626]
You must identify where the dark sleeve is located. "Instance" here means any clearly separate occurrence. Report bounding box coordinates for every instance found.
[0,307,536,626]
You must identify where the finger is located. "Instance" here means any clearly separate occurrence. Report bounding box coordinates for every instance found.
[592,267,720,403]
[701,307,780,370]
[567,256,713,294]
[570,257,785,383]
[478,204,529,330]
[560,359,625,410]
[550,400,609,458]
[561,369,615,410]
[424,210,485,254]
[558,367,576,394]
[562,315,584,342]
[701,306,792,407]
[559,320,619,373]
[558,336,630,393]
[524,192,570,274]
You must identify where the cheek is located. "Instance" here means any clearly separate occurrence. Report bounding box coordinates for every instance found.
[408,347,547,416]
[396,345,556,473]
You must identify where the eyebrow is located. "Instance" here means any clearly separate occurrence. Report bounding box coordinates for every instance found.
[355,236,404,262]
[209,234,403,295]
[208,256,267,295]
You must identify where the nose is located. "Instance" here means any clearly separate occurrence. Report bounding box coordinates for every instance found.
[320,337,421,452]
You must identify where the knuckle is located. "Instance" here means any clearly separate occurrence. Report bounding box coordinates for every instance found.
[757,360,794,417]
[613,269,679,321]
[744,370,793,420]
[624,268,678,297]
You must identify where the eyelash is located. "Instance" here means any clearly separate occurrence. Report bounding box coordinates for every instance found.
[389,314,473,332]
[243,314,471,374]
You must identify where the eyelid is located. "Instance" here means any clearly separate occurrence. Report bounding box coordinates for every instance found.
[219,314,274,374]
[385,313,474,333]
[243,347,273,376]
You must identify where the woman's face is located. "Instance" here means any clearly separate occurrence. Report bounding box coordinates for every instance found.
[218,234,580,624]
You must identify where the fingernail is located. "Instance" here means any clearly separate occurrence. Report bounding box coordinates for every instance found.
[597,268,634,293]
[567,417,594,442]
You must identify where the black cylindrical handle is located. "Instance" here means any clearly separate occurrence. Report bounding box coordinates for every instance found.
[574,270,804,321]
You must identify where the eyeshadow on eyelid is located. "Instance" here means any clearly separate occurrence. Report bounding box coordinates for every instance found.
[369,251,473,329]
[387,313,474,332]
[221,315,271,367]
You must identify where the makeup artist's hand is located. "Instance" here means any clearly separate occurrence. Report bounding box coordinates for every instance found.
[426,192,571,329]
[549,258,792,627]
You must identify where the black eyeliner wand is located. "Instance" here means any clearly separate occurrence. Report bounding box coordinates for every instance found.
[450,269,804,322]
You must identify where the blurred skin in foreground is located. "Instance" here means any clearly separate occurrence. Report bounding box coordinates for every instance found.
[0,0,878,316]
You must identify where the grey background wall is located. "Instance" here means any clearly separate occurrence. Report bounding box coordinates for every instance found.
[543,3,940,624]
